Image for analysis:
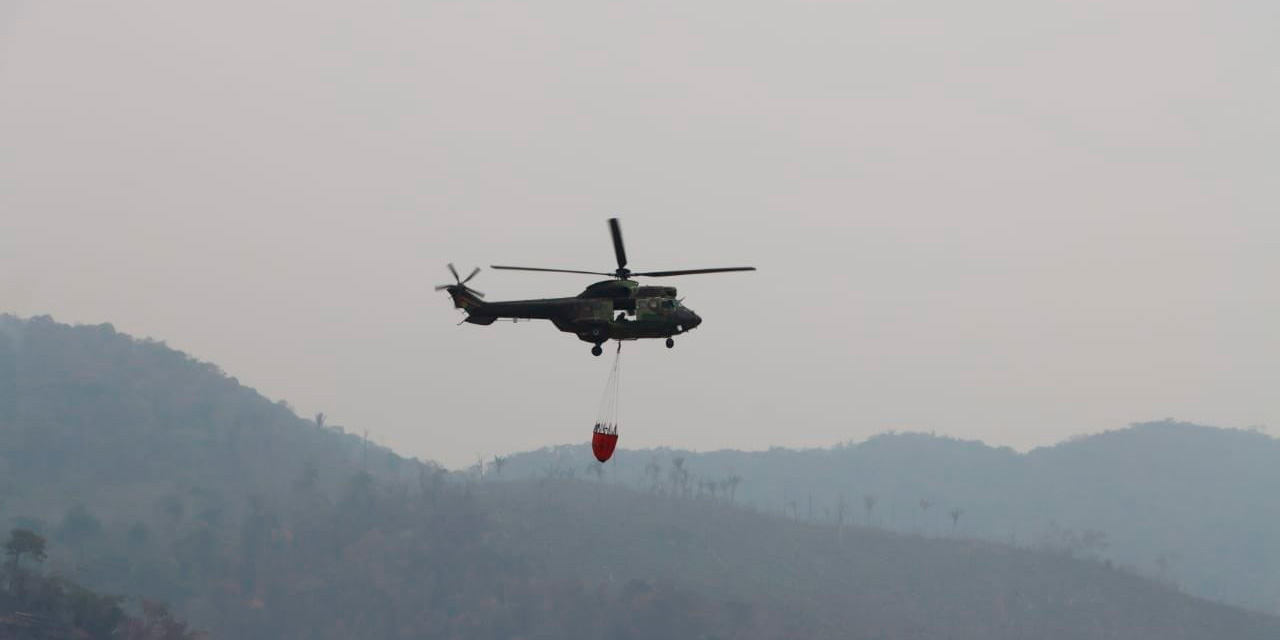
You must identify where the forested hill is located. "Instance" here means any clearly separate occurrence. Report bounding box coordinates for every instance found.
[502,421,1280,614]
[2,314,1279,639]
[0,314,419,497]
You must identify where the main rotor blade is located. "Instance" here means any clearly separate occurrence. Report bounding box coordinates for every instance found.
[462,267,481,284]
[609,218,628,270]
[491,265,615,276]
[447,263,460,282]
[434,284,452,291]
[631,267,757,277]
[464,287,485,298]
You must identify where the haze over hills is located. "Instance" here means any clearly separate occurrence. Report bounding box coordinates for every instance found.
[503,421,1280,615]
[2,313,1278,639]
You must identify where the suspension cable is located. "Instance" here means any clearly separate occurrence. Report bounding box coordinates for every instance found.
[595,341,623,432]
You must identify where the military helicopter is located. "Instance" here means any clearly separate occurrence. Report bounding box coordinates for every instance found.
[437,218,755,356]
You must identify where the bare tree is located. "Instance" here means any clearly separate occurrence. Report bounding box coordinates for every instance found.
[863,494,877,526]
[948,508,963,532]
[670,457,691,497]
[314,412,326,430]
[643,459,662,492]
[726,475,742,502]
[1039,521,1109,558]
[918,498,933,535]
[1155,552,1179,583]
[491,455,507,477]
[1078,529,1108,557]
[362,429,370,471]
[836,494,850,542]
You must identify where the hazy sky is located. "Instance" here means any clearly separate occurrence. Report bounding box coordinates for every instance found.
[3,1,1277,467]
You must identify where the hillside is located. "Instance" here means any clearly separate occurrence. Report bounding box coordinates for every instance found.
[482,480,1280,640]
[502,422,1280,614]
[0,528,200,640]
[0,315,415,500]
[2,314,1278,638]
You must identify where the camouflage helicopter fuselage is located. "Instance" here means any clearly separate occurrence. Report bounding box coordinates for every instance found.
[438,218,750,355]
[446,279,702,353]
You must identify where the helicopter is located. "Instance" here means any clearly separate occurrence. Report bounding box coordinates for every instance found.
[437,218,755,356]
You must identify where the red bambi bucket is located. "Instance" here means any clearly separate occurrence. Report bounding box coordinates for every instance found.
[592,425,619,463]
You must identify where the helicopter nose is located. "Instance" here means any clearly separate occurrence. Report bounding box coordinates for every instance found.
[686,311,702,329]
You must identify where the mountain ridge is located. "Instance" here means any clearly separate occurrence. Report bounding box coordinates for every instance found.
[2,313,1277,638]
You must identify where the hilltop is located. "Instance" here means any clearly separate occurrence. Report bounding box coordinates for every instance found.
[1,313,1277,638]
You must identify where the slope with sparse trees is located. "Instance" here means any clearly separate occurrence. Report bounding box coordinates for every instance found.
[3,313,1279,638]
[502,420,1280,614]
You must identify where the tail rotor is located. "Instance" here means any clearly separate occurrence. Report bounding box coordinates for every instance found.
[435,263,485,298]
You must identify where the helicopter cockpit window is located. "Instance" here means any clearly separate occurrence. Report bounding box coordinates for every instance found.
[662,300,675,309]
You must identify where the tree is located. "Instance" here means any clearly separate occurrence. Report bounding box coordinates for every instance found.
[5,527,47,568]
[644,459,662,492]
[293,461,319,494]
[342,471,376,512]
[948,508,963,532]
[1039,521,1109,558]
[492,455,508,477]
[5,528,47,594]
[836,494,849,542]
[158,495,185,531]
[726,475,742,502]
[59,504,103,549]
[64,582,126,639]
[918,498,933,535]
[174,524,219,580]
[863,495,877,526]
[385,451,404,476]
[670,457,690,496]
[362,429,372,471]
[1156,552,1178,583]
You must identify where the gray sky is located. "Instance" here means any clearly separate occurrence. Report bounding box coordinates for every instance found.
[2,1,1277,468]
